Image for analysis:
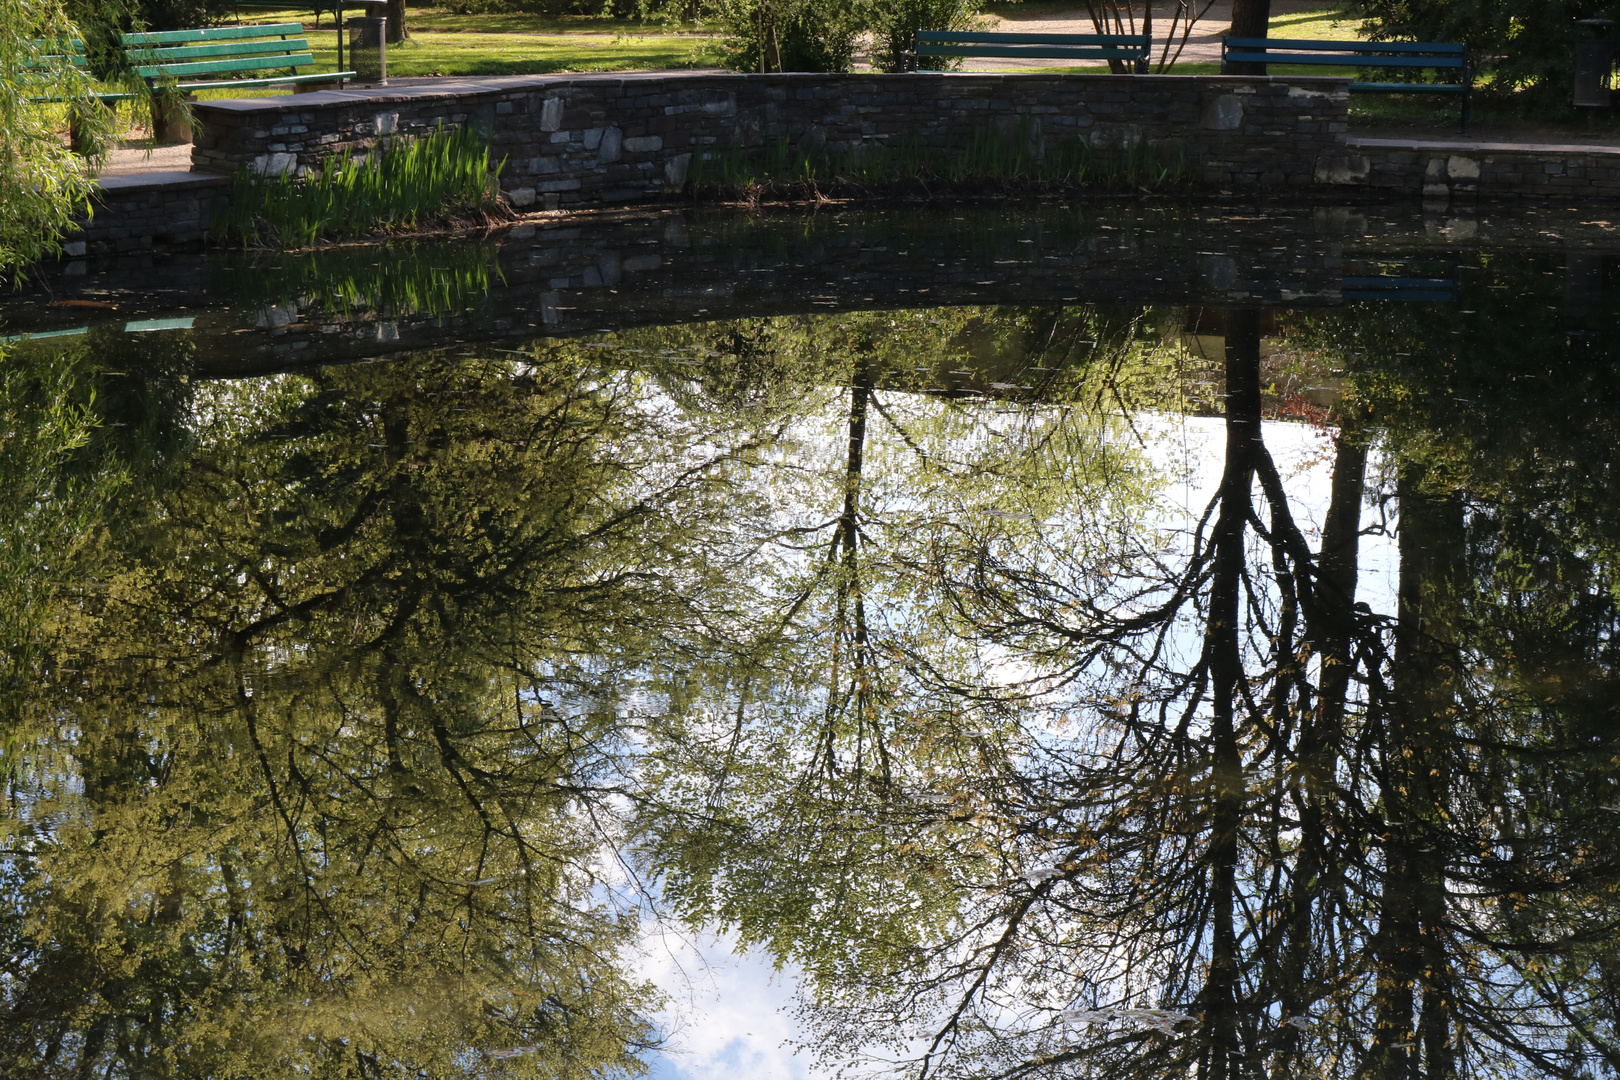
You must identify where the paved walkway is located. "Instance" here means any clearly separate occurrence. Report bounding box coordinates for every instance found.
[966,0,1348,70]
[96,142,194,177]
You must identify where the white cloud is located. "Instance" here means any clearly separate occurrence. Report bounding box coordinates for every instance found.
[639,927,812,1080]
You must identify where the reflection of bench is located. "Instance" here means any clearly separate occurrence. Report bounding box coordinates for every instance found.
[1221,37,1471,133]
[909,30,1150,72]
[1341,276,1457,302]
[122,22,355,94]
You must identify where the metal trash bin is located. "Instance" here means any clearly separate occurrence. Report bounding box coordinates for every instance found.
[1575,18,1615,108]
[347,0,388,84]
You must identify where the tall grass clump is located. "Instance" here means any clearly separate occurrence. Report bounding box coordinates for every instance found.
[215,125,505,248]
[687,124,1187,198]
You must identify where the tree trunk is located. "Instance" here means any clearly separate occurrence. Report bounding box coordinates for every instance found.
[1369,464,1462,1080]
[1225,0,1270,74]
[1200,309,1262,1080]
[819,366,876,781]
[386,0,407,45]
[1278,432,1366,1060]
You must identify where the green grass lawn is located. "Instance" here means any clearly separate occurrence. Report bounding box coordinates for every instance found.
[181,3,719,95]
[1267,7,1362,41]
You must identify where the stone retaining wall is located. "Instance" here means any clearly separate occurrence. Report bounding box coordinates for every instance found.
[189,71,1351,210]
[68,172,229,258]
[1326,137,1620,205]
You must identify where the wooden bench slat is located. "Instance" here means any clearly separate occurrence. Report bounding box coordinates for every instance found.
[137,52,314,78]
[917,45,1148,60]
[176,69,355,90]
[917,31,1148,46]
[1223,51,1464,69]
[24,54,90,69]
[1225,36,1465,54]
[123,22,302,45]
[128,38,312,62]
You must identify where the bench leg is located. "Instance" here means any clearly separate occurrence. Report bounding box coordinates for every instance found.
[152,91,192,145]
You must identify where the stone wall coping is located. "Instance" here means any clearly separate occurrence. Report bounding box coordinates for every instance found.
[95,170,231,193]
[189,70,1353,116]
[1351,135,1620,158]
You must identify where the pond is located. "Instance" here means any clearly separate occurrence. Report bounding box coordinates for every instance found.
[2,202,1619,1080]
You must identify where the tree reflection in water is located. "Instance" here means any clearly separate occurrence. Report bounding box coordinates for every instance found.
[0,273,1618,1080]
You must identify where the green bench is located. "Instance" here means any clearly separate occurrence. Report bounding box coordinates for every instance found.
[21,39,135,104]
[1220,37,1471,133]
[122,22,357,142]
[908,30,1151,73]
[122,22,356,94]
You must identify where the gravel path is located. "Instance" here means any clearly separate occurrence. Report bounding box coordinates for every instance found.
[960,0,1350,70]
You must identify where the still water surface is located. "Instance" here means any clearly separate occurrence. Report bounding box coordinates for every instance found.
[1,204,1618,1079]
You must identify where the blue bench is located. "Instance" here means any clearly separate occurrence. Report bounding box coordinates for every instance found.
[909,31,1151,73]
[1221,37,1471,133]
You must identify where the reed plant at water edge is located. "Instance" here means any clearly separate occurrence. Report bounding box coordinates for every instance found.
[215,125,505,248]
[688,125,1188,196]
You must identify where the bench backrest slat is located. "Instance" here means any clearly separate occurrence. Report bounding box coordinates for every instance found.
[122,22,301,45]
[135,52,314,78]
[127,37,311,63]
[1224,36,1465,55]
[22,37,88,69]
[917,45,1147,60]
[1224,51,1465,69]
[917,30,1148,46]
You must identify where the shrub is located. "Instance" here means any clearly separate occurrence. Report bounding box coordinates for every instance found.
[1350,0,1620,102]
[865,0,981,73]
[711,0,862,71]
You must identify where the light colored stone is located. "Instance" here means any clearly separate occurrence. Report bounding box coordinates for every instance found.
[374,112,398,136]
[664,152,692,187]
[507,186,537,208]
[585,127,604,150]
[598,126,622,165]
[1447,154,1480,179]
[540,96,565,132]
[1313,154,1369,185]
[624,135,663,153]
[251,152,297,176]
[61,241,86,257]
[1202,94,1244,130]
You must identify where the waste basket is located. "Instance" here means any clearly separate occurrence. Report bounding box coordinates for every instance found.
[348,0,388,84]
[1575,18,1615,108]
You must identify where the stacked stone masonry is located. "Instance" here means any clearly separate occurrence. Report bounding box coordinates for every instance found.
[69,172,229,258]
[189,72,1352,209]
[1322,138,1620,204]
